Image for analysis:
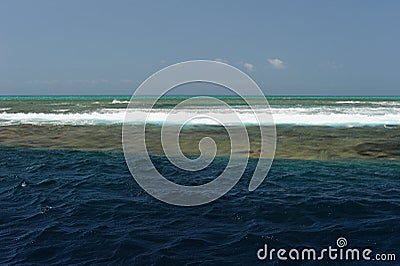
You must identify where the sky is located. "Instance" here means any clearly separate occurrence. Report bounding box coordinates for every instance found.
[0,0,399,95]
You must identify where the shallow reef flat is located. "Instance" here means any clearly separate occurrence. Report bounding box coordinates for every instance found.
[1,125,399,160]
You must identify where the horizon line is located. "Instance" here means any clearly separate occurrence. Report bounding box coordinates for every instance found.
[1,94,400,97]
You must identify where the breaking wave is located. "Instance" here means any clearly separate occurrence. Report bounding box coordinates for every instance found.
[1,106,400,126]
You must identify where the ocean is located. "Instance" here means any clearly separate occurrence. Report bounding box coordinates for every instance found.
[1,96,400,126]
[1,96,399,264]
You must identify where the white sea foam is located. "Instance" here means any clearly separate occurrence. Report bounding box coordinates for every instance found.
[335,100,400,106]
[370,101,400,106]
[335,101,365,104]
[111,99,130,104]
[1,106,400,127]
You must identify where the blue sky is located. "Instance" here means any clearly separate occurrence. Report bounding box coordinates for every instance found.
[0,0,399,95]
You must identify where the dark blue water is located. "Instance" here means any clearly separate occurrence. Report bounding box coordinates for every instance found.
[1,147,399,265]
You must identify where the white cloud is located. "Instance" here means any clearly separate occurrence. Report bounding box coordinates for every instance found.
[267,58,286,69]
[243,62,255,72]
[327,61,344,69]
[215,58,229,63]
